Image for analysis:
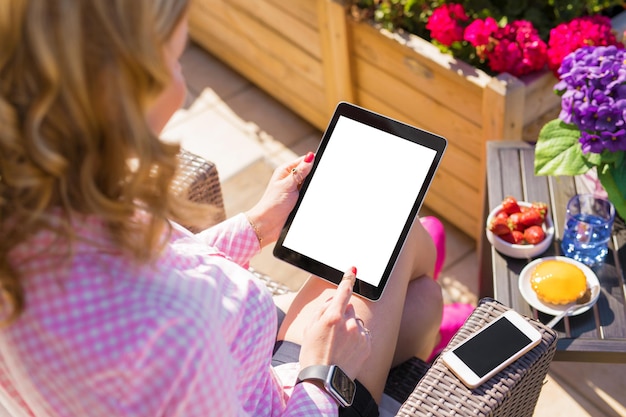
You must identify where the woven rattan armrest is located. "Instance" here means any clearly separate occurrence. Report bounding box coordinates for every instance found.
[397,298,557,417]
[173,149,227,222]
[175,149,558,417]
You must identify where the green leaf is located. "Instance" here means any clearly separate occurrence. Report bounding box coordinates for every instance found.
[534,120,594,176]
[598,162,626,221]
[606,160,626,201]
[599,149,623,165]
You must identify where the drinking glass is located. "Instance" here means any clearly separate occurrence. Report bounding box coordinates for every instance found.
[561,194,615,266]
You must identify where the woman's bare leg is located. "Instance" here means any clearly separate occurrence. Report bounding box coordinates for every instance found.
[391,277,442,366]
[275,217,443,402]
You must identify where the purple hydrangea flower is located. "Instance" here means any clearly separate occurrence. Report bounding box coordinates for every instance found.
[616,99,626,126]
[596,105,621,131]
[557,46,626,154]
[574,103,598,130]
[600,129,626,152]
[579,132,604,154]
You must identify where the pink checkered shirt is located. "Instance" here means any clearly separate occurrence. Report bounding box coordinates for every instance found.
[0,213,337,416]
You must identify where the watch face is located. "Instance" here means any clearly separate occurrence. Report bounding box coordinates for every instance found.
[330,366,356,407]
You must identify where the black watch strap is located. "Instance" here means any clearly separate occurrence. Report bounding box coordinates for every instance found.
[297,365,356,407]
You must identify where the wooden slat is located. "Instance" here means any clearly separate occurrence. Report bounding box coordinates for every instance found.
[348,20,487,127]
[441,145,481,191]
[428,168,481,213]
[482,73,525,141]
[520,70,561,126]
[494,146,526,198]
[424,192,479,239]
[425,172,482,239]
[266,0,317,27]
[227,0,321,58]
[190,0,324,88]
[607,227,626,338]
[554,339,626,363]
[521,104,560,143]
[519,147,551,201]
[317,0,354,115]
[189,5,329,129]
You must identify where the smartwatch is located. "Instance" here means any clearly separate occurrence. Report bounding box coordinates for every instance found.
[296,365,356,407]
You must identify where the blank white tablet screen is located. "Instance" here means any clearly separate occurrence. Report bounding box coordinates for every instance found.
[282,116,437,287]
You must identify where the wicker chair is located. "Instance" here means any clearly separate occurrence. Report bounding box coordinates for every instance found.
[174,149,559,417]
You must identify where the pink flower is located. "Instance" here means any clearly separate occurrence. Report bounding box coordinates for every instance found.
[426,3,469,47]
[485,21,547,77]
[464,17,499,47]
[547,16,623,76]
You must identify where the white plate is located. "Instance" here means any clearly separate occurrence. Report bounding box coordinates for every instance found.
[518,256,600,316]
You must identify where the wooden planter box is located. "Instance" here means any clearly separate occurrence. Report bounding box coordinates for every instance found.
[188,0,561,242]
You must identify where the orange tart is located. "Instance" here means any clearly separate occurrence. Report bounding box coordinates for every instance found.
[530,260,587,305]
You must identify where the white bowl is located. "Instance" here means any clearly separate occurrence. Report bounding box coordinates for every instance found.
[485,201,555,259]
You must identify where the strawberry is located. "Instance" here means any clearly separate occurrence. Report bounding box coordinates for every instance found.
[501,196,521,215]
[508,212,525,232]
[524,225,545,244]
[495,210,509,221]
[520,208,544,227]
[511,230,525,244]
[498,232,515,244]
[488,216,511,235]
[499,230,524,244]
[531,201,548,218]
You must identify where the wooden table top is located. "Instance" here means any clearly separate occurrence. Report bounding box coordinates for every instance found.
[482,141,626,363]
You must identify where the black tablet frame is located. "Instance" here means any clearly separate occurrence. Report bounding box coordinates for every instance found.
[273,102,447,300]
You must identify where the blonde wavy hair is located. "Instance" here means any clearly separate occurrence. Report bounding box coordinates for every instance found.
[0,0,214,323]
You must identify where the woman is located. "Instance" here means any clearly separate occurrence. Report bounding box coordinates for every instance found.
[0,1,443,416]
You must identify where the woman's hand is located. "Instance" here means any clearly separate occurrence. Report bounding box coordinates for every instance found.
[298,268,372,379]
[244,152,315,246]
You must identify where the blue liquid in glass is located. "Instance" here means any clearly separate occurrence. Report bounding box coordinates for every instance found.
[561,213,612,266]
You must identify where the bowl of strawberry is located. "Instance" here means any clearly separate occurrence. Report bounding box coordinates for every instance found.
[486,196,554,259]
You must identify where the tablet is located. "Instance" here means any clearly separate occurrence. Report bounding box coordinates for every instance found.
[273,102,447,300]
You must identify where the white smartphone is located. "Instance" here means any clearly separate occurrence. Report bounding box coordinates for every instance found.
[441,310,542,389]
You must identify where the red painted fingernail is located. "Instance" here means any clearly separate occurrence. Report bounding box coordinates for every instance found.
[351,266,357,275]
[304,152,315,163]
